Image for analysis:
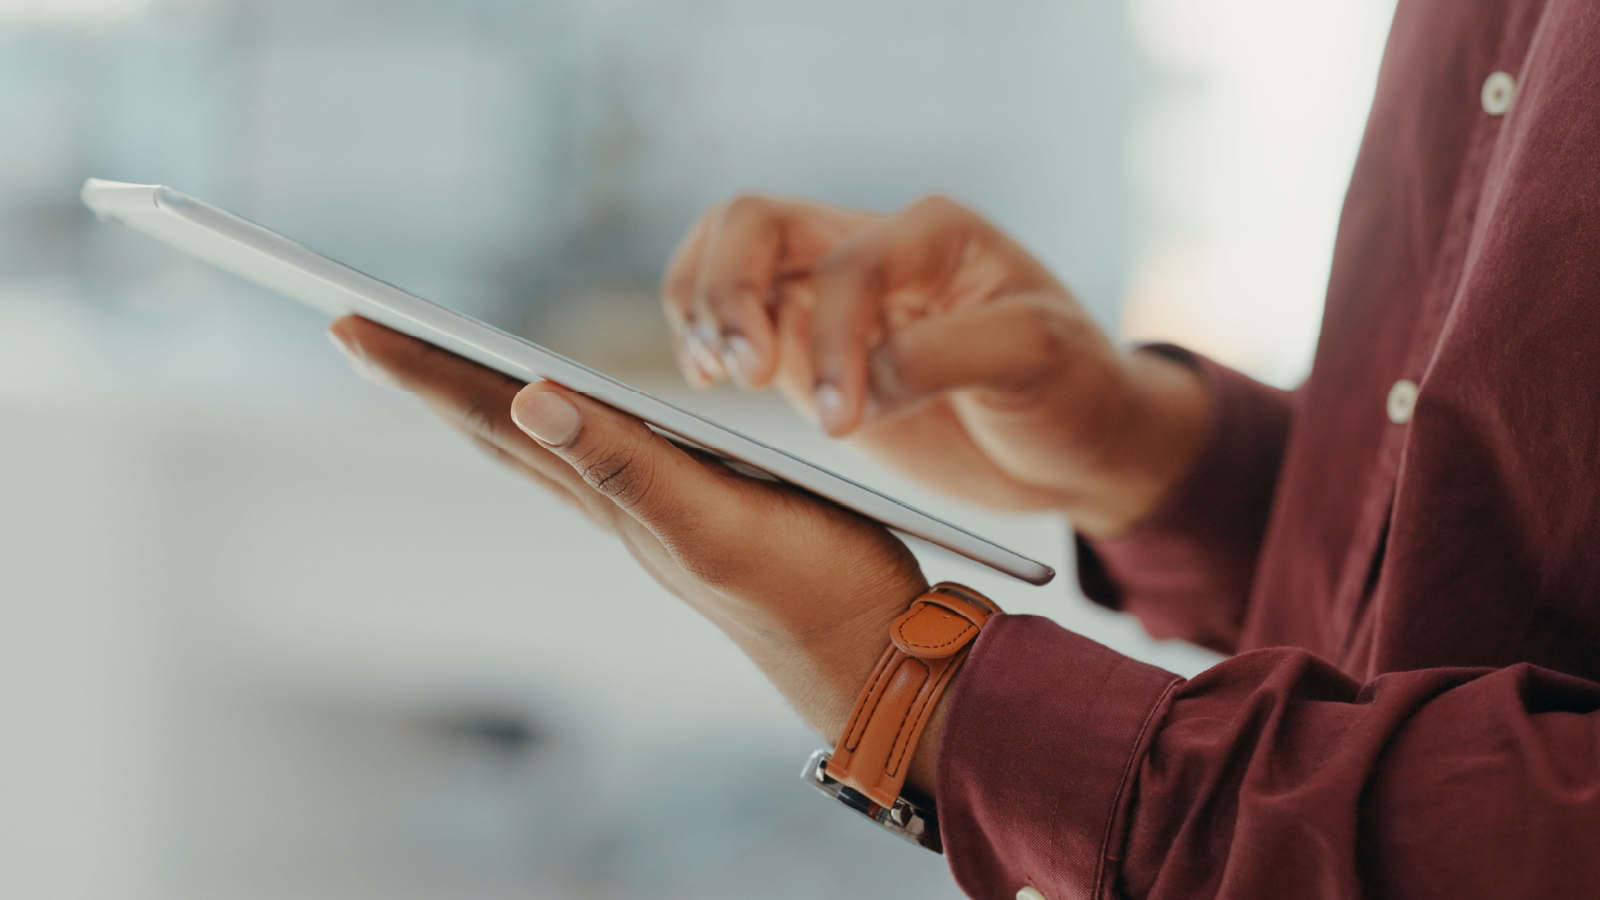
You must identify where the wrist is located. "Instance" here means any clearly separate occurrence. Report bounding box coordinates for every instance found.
[808,574,931,744]
[800,583,997,851]
[1066,347,1209,538]
[726,568,929,746]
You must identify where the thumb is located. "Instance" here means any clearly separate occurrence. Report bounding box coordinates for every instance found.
[868,295,1108,411]
[509,381,739,539]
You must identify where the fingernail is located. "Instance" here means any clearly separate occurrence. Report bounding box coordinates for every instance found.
[814,383,846,435]
[688,318,726,371]
[511,390,582,447]
[722,335,761,389]
[695,321,722,353]
[676,343,710,388]
[327,330,398,388]
[681,325,713,371]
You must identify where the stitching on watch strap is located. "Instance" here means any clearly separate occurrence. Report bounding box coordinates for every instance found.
[826,583,995,808]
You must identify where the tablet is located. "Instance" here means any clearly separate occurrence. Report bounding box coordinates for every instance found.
[80,178,1055,586]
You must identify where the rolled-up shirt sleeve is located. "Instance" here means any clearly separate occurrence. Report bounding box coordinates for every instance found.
[938,614,1600,900]
[936,616,1182,899]
[1075,346,1294,655]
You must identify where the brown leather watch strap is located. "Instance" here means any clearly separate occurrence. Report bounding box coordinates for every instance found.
[825,582,997,808]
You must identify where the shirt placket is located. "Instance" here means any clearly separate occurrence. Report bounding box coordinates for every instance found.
[1328,62,1524,669]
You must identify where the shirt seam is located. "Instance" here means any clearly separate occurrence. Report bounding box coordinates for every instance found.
[1092,674,1184,900]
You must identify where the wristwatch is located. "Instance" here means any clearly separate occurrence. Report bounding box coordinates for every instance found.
[802,582,997,852]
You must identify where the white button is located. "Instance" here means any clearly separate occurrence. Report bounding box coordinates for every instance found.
[1482,71,1515,116]
[1016,888,1047,900]
[1386,379,1419,425]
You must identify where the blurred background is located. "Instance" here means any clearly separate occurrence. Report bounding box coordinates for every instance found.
[0,0,1395,897]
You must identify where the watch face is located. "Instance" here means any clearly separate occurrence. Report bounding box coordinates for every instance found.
[801,750,941,852]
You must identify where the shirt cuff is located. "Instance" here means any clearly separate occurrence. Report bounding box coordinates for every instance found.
[1075,346,1292,654]
[937,614,1182,900]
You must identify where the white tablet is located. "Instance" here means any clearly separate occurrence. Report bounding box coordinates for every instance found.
[81,178,1055,586]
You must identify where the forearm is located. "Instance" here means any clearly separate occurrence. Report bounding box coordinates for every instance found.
[1064,347,1211,538]
[1076,348,1293,654]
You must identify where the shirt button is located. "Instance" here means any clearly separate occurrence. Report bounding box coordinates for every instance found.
[1482,71,1516,116]
[1386,379,1419,425]
[1016,888,1047,900]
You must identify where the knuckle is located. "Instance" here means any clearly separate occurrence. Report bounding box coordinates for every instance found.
[815,242,883,294]
[1035,303,1089,350]
[906,193,969,224]
[573,440,656,512]
[1010,305,1083,381]
[704,279,765,317]
[722,193,774,225]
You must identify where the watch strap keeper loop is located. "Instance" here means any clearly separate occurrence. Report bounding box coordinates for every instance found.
[823,582,996,809]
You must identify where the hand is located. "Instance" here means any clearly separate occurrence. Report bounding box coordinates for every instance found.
[328,316,949,794]
[662,194,1209,537]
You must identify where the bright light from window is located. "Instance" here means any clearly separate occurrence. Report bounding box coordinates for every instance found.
[1123,0,1399,387]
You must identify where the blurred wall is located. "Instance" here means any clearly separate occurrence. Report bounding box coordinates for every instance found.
[11,0,1143,335]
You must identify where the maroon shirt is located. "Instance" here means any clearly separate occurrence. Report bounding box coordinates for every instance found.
[937,1,1600,898]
